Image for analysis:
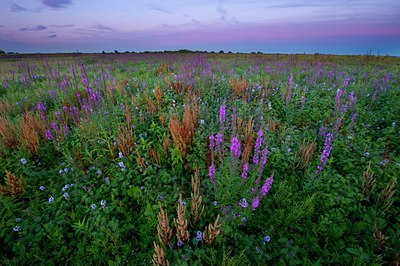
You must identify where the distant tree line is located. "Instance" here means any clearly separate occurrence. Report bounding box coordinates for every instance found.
[107,49,263,54]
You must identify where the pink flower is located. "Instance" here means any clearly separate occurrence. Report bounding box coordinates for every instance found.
[252,196,260,210]
[230,137,241,159]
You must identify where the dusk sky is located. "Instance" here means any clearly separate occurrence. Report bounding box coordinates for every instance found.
[1,0,399,55]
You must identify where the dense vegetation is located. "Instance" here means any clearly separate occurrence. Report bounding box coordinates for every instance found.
[0,53,399,265]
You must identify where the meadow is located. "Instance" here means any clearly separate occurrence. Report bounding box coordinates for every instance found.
[0,52,399,265]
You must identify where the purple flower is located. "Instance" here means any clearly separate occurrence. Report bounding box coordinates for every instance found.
[91,204,97,209]
[104,177,110,183]
[208,164,216,182]
[177,240,183,247]
[51,121,59,132]
[219,104,226,126]
[241,217,247,223]
[215,133,223,146]
[316,133,333,174]
[37,102,47,120]
[343,78,350,87]
[37,102,45,112]
[48,196,54,203]
[45,130,54,141]
[286,73,293,106]
[230,137,241,159]
[118,151,123,158]
[238,198,248,208]
[241,163,249,179]
[252,196,260,210]
[260,173,274,196]
[39,185,45,191]
[253,130,263,164]
[335,89,344,115]
[63,125,69,137]
[260,148,269,167]
[264,235,271,243]
[350,112,358,130]
[16,218,22,223]
[13,226,21,232]
[21,158,27,165]
[63,192,69,199]
[196,231,202,241]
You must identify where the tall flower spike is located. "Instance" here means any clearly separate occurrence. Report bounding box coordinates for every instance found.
[203,214,221,245]
[174,194,189,244]
[152,241,170,266]
[0,171,26,198]
[156,205,173,247]
[316,133,333,174]
[191,170,204,227]
[230,137,241,159]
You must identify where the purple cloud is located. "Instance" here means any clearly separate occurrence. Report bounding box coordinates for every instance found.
[41,0,73,9]
[10,3,28,12]
[19,25,47,31]
[91,24,115,31]
[149,3,173,14]
[52,24,74,28]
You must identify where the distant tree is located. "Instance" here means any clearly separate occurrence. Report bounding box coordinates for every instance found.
[124,51,130,54]
[0,49,5,55]
[177,49,193,53]
[219,50,224,54]
[102,51,105,54]
[228,51,232,54]
[7,52,15,55]
[257,51,263,54]
[114,50,119,54]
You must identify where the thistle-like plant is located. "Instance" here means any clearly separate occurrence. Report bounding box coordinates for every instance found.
[191,170,204,227]
[202,214,221,245]
[0,171,26,198]
[156,205,173,247]
[152,241,169,266]
[173,194,189,244]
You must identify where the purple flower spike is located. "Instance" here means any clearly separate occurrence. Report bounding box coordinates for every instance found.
[260,173,274,196]
[219,104,226,126]
[316,133,333,174]
[241,163,249,179]
[45,130,54,141]
[253,130,263,164]
[208,164,216,182]
[230,137,241,159]
[252,196,260,210]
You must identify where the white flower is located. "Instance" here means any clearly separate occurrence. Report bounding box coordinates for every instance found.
[21,158,27,165]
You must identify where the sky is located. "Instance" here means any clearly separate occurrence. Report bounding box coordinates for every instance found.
[0,0,399,55]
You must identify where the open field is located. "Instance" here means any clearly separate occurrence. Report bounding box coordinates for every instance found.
[0,53,399,265]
